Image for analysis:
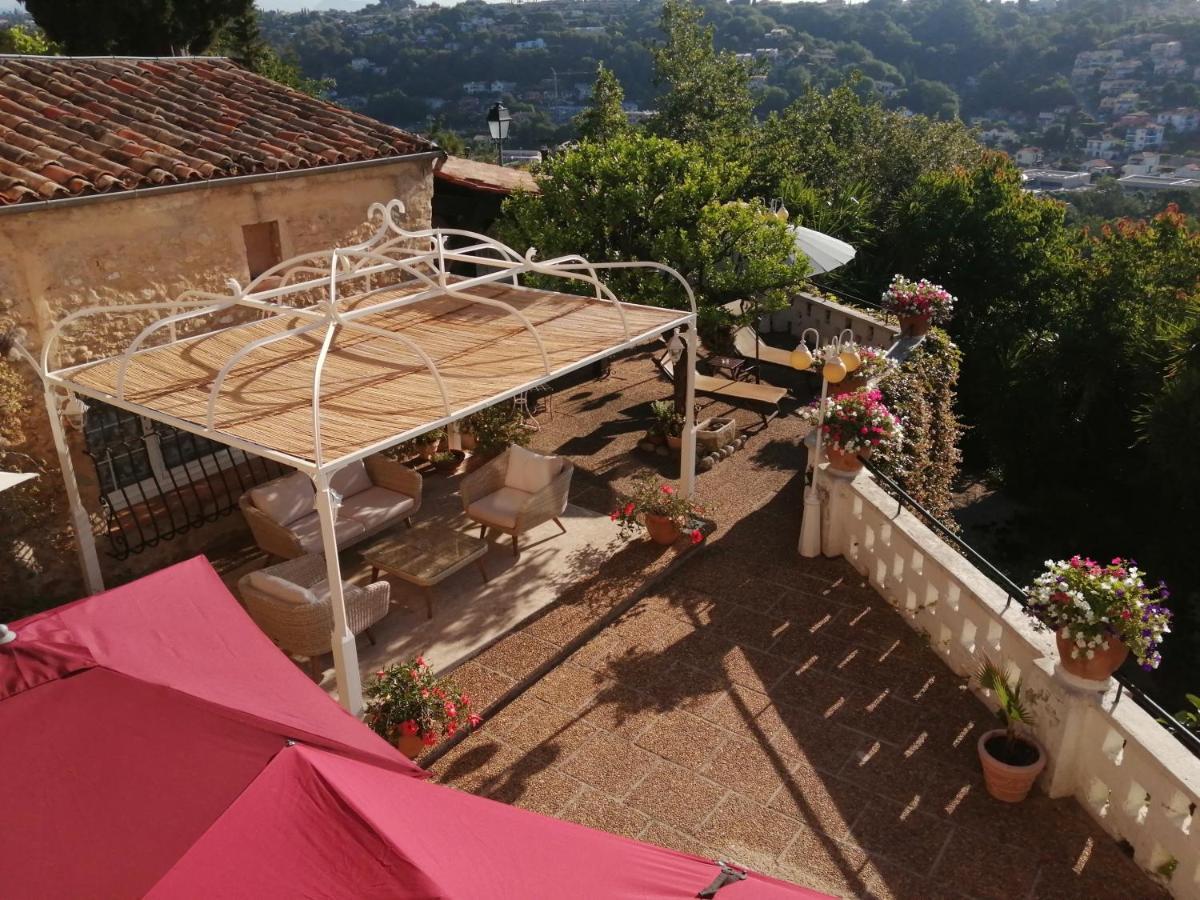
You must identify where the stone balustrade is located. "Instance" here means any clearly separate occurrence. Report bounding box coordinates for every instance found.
[763,290,899,349]
[819,468,1200,898]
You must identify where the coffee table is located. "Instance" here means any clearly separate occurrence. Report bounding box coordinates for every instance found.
[361,522,489,619]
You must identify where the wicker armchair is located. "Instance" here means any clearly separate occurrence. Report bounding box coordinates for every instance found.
[460,447,573,556]
[239,455,422,560]
[237,554,391,679]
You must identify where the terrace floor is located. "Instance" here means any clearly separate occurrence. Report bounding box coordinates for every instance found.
[430,349,1167,900]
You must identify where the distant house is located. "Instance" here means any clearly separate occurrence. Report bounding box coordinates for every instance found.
[1119,173,1200,191]
[1037,111,1057,128]
[1086,136,1124,161]
[349,57,372,72]
[1155,58,1188,77]
[463,81,488,95]
[489,80,517,94]
[1156,108,1200,132]
[514,38,546,51]
[981,127,1019,146]
[1084,159,1118,176]
[1126,124,1165,151]
[1021,169,1091,192]
[753,48,780,61]
[1015,147,1044,166]
[1150,40,1183,58]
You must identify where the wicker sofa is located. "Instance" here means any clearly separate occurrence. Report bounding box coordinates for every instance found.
[460,445,573,556]
[237,554,390,679]
[239,455,422,559]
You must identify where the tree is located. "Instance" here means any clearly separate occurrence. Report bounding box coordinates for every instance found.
[902,78,960,120]
[0,25,55,54]
[495,132,805,317]
[20,0,252,55]
[647,0,757,149]
[214,8,330,98]
[575,63,628,143]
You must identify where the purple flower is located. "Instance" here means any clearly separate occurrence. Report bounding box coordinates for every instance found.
[1141,663,1154,671]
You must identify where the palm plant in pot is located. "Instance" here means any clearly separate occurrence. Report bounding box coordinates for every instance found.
[363,657,480,760]
[1024,556,1171,681]
[611,472,704,546]
[975,658,1045,803]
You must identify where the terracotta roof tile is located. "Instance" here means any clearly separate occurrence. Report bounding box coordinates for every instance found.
[435,155,538,195]
[0,55,436,206]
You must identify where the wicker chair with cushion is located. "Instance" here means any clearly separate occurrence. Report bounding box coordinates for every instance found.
[237,554,391,679]
[239,455,422,560]
[460,445,573,557]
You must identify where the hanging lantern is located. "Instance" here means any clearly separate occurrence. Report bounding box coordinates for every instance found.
[823,354,848,384]
[839,345,862,373]
[775,203,790,222]
[790,343,814,371]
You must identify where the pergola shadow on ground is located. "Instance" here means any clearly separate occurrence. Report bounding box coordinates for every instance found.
[431,352,1167,900]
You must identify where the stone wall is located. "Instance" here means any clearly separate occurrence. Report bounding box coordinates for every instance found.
[0,157,435,614]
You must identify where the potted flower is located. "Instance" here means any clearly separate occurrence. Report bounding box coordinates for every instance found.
[830,346,896,396]
[975,658,1045,803]
[882,275,956,337]
[416,427,447,461]
[362,657,481,759]
[431,449,465,474]
[649,399,685,450]
[464,403,533,460]
[801,389,902,473]
[612,472,704,546]
[1024,556,1171,681]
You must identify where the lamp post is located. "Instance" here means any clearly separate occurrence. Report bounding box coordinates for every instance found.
[487,102,511,167]
[795,328,860,558]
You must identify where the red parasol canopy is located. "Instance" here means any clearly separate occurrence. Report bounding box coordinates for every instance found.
[1,557,828,900]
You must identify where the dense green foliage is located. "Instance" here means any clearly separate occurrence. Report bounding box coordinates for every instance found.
[213,8,331,98]
[574,64,627,144]
[19,0,251,55]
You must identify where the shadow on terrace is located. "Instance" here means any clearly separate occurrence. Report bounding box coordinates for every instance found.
[432,350,1166,900]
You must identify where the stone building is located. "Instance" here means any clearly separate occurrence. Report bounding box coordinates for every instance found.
[0,55,439,613]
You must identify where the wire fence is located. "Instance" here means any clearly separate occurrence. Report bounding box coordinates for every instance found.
[862,458,1200,758]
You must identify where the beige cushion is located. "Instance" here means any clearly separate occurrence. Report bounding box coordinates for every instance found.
[504,445,561,495]
[339,486,415,533]
[330,460,373,498]
[249,472,314,526]
[468,486,531,530]
[246,570,316,605]
[288,511,367,554]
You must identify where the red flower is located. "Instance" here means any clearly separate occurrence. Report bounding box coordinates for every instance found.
[468,713,482,728]
[400,719,419,736]
[422,731,438,747]
[624,502,635,516]
[610,510,619,521]
[444,701,457,718]
[690,529,703,545]
[415,655,428,668]
[660,484,675,495]
[444,721,458,737]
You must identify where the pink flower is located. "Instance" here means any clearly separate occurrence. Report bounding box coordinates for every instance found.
[400,720,419,736]
[444,701,457,718]
[468,713,483,728]
[444,721,458,737]
[422,731,438,747]
[660,485,676,495]
[690,529,703,545]
[416,655,428,668]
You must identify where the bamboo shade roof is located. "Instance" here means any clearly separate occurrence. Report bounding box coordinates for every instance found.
[66,281,687,465]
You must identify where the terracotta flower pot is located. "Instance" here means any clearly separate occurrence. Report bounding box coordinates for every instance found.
[396,732,426,760]
[899,314,931,337]
[666,434,683,451]
[644,513,681,546]
[459,433,477,451]
[1055,631,1129,681]
[826,445,867,472]
[977,729,1046,803]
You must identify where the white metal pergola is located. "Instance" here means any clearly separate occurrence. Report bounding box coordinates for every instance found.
[17,199,699,713]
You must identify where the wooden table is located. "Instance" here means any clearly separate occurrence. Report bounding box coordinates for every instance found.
[706,354,747,381]
[361,522,489,619]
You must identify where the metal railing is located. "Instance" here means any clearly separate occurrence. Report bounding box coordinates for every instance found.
[862,458,1200,758]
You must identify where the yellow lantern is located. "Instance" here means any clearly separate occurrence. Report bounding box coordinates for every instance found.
[790,343,814,371]
[775,203,790,222]
[823,355,848,383]
[839,345,862,373]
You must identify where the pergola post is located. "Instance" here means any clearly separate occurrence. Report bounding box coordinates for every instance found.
[679,324,698,499]
[312,471,363,714]
[44,386,105,595]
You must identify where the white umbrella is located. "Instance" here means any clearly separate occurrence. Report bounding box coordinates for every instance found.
[788,224,856,275]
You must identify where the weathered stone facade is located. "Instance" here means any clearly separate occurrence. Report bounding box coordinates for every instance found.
[0,157,435,616]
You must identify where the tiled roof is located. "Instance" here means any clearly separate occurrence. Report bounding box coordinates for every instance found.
[435,155,537,195]
[0,55,436,206]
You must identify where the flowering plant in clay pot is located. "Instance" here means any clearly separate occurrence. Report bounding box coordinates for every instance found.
[363,657,480,759]
[611,472,704,546]
[882,275,955,335]
[801,389,902,471]
[1024,556,1171,678]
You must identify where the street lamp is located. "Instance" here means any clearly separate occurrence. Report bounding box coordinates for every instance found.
[795,328,855,558]
[487,102,511,166]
